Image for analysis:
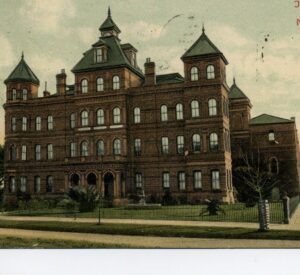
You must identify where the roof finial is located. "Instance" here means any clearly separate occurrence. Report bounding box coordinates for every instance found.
[108,6,111,18]
[233,77,236,85]
[202,22,205,33]
[21,51,24,60]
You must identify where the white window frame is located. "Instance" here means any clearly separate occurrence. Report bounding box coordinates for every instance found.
[47,115,53,130]
[113,76,120,90]
[47,144,53,160]
[95,48,103,63]
[70,113,76,129]
[36,116,41,131]
[161,105,168,122]
[22,89,28,100]
[191,100,200,117]
[81,79,88,94]
[177,135,184,154]
[134,107,141,124]
[135,173,142,188]
[35,144,41,160]
[97,109,105,125]
[208,99,217,116]
[161,137,169,154]
[81,141,88,157]
[176,103,183,120]
[22,117,27,131]
[210,133,219,151]
[113,107,121,124]
[10,177,16,193]
[97,140,104,156]
[11,117,16,132]
[194,171,202,189]
[134,138,141,156]
[97,77,104,92]
[190,67,199,81]
[113,139,121,155]
[70,142,76,157]
[81,111,89,126]
[268,131,275,142]
[163,172,170,188]
[178,172,186,190]
[20,177,27,192]
[212,170,220,190]
[21,145,27,161]
[192,134,201,153]
[207,65,215,80]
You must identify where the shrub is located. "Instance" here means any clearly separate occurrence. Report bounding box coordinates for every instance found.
[128,193,141,204]
[162,190,174,205]
[68,186,99,212]
[57,199,77,210]
[4,196,19,211]
[146,194,161,204]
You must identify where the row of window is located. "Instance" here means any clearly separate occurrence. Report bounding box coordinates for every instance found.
[9,132,220,161]
[190,65,216,81]
[135,170,221,190]
[8,176,53,193]
[80,75,120,93]
[9,88,28,101]
[11,116,53,132]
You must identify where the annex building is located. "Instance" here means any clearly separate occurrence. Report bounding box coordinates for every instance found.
[3,9,300,204]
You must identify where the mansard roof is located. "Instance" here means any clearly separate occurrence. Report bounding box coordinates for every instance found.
[229,79,249,100]
[250,114,294,125]
[4,54,40,85]
[72,36,143,77]
[181,28,228,64]
[156,73,184,85]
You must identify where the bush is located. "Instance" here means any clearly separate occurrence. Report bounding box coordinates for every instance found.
[162,190,174,206]
[178,195,188,205]
[57,199,77,210]
[4,196,19,211]
[128,193,141,204]
[68,186,99,212]
[146,194,161,204]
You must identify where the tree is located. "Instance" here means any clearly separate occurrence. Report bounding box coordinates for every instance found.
[233,149,280,230]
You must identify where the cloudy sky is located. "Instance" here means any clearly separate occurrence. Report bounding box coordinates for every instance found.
[0,0,299,143]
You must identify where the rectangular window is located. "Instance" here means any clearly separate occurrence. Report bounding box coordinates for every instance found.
[194,171,202,189]
[212,170,220,190]
[21,145,27,161]
[36,117,41,131]
[35,145,41,160]
[163,172,170,188]
[34,177,41,193]
[47,144,53,160]
[12,89,17,100]
[178,172,186,191]
[134,138,141,156]
[97,109,104,125]
[134,107,141,124]
[96,48,103,63]
[177,136,184,155]
[22,117,27,131]
[46,176,53,193]
[20,177,27,192]
[135,173,142,188]
[70,142,76,157]
[47,116,53,130]
[161,137,169,154]
[70,113,76,129]
[22,89,28,100]
[11,117,16,132]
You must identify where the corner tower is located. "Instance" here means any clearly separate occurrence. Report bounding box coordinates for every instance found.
[4,53,40,101]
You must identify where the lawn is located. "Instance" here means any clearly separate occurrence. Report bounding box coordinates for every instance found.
[0,219,299,241]
[0,236,130,248]
[5,202,285,223]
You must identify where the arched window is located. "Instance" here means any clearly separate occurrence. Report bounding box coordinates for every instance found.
[10,145,17,161]
[46,176,53,193]
[208,99,217,116]
[192,134,201,152]
[70,113,76,129]
[21,145,27,161]
[190,67,199,81]
[36,116,41,131]
[81,141,89,156]
[81,111,89,126]
[97,140,105,156]
[22,89,28,100]
[113,139,121,155]
[70,142,76,157]
[135,173,142,188]
[211,170,220,190]
[47,144,53,160]
[161,105,168,121]
[20,177,27,192]
[161,137,169,154]
[207,65,215,79]
[9,177,16,193]
[35,145,41,160]
[96,77,104,92]
[270,158,279,174]
[113,107,121,124]
[97,109,105,125]
[191,100,199,117]
[209,133,219,151]
[81,79,88,93]
[177,136,184,154]
[113,76,120,90]
[11,117,16,132]
[47,115,53,130]
[22,117,27,131]
[176,103,183,120]
[134,138,141,156]
[134,107,141,124]
[34,176,41,193]
[268,130,275,142]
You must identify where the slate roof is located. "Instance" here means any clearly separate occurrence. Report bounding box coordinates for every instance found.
[250,114,294,125]
[229,79,249,100]
[72,36,144,78]
[4,55,40,85]
[156,73,184,85]
[181,30,228,64]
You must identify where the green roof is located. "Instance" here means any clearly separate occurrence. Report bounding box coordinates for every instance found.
[4,55,40,85]
[229,79,249,100]
[181,30,228,64]
[156,73,184,85]
[72,36,143,77]
[99,7,121,33]
[250,114,294,125]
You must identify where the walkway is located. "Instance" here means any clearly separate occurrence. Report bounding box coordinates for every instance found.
[0,227,300,248]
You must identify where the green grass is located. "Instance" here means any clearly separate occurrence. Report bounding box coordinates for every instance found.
[0,219,300,241]
[5,202,284,223]
[0,236,131,248]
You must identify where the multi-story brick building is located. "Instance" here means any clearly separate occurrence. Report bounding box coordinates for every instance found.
[2,9,299,204]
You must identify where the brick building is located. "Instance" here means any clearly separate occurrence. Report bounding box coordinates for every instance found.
[3,9,299,204]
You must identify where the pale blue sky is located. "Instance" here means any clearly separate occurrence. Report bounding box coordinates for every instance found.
[1,0,300,143]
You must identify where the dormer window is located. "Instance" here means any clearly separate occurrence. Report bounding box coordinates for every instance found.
[95,48,103,63]
[268,130,275,142]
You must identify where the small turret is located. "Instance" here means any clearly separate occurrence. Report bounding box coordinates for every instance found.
[99,7,121,38]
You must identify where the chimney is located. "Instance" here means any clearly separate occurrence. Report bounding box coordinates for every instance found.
[43,81,50,97]
[56,69,67,95]
[144,58,156,86]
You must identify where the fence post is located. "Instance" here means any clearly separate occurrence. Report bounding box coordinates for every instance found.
[282,195,290,224]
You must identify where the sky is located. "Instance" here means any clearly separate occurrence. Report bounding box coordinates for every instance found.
[1,0,300,144]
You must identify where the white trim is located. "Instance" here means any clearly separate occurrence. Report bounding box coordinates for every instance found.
[94,126,107,130]
[110,125,123,129]
[78,127,91,131]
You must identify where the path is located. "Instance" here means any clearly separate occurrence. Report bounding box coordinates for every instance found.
[0,227,300,248]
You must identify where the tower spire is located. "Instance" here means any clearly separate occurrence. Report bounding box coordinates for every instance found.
[233,77,236,85]
[202,22,205,33]
[108,6,111,18]
[21,51,24,60]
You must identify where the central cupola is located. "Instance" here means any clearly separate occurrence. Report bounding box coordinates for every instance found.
[99,7,121,38]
